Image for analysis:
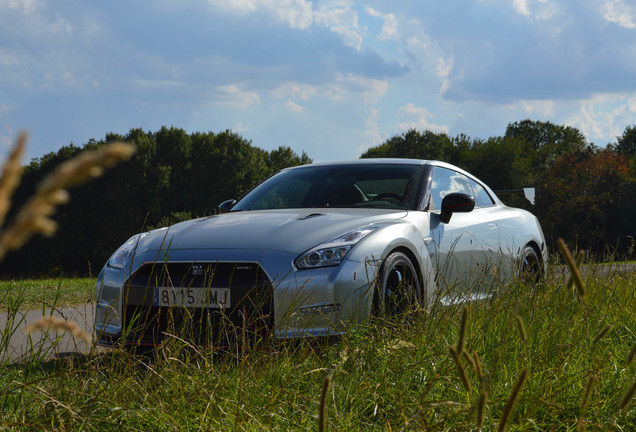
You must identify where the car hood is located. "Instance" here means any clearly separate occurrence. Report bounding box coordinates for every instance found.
[141,209,408,255]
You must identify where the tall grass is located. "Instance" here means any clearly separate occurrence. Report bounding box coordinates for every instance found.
[0,264,633,430]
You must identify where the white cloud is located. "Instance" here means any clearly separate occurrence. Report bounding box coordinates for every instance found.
[314,3,364,50]
[270,82,318,100]
[208,0,365,49]
[208,0,313,29]
[285,100,304,112]
[325,73,388,101]
[365,7,397,40]
[511,0,558,20]
[396,103,449,134]
[513,0,530,17]
[520,100,555,116]
[0,105,14,114]
[564,94,636,143]
[360,107,383,151]
[215,84,261,108]
[1,0,39,14]
[602,0,636,28]
[0,49,20,66]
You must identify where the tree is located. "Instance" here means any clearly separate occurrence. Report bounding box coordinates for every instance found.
[505,119,587,172]
[361,129,458,163]
[538,149,634,255]
[616,125,636,156]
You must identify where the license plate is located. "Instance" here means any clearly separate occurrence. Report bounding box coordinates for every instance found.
[155,287,231,308]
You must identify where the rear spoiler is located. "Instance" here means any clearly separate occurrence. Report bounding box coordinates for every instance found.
[492,188,535,205]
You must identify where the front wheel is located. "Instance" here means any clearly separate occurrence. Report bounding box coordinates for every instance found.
[520,245,542,283]
[374,252,421,317]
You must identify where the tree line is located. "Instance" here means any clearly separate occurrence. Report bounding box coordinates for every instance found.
[2,120,635,277]
[1,127,310,277]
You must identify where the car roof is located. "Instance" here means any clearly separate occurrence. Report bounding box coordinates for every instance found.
[281,158,430,171]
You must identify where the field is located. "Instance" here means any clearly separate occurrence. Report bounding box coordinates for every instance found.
[0,278,95,311]
[0,266,635,431]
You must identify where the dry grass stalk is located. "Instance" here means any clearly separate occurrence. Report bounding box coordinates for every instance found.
[462,349,476,371]
[497,368,528,432]
[0,132,27,228]
[456,305,468,355]
[473,351,485,383]
[449,345,471,393]
[0,138,135,260]
[566,250,585,291]
[319,374,332,432]
[592,325,611,346]
[476,390,487,430]
[628,342,636,366]
[557,238,585,297]
[580,373,597,409]
[515,315,527,342]
[618,380,636,410]
[26,316,91,345]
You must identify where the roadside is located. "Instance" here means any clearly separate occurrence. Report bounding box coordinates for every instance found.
[0,303,95,363]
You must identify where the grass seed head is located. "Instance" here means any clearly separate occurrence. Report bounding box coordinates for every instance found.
[0,131,27,228]
[498,368,529,432]
[592,325,611,346]
[557,238,585,297]
[0,140,135,261]
[26,316,91,345]
[581,374,597,409]
[449,345,471,393]
[618,380,636,410]
[515,315,527,342]
[627,342,636,366]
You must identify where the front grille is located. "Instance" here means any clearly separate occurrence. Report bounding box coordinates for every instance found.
[121,262,273,347]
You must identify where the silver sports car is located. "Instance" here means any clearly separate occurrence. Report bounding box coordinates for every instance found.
[95,159,547,347]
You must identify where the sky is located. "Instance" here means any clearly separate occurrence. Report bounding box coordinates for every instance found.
[2,0,636,163]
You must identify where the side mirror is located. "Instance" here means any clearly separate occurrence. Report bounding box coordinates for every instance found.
[440,193,475,223]
[218,199,236,214]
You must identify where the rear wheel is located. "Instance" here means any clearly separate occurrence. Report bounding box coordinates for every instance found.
[520,245,542,283]
[374,252,421,317]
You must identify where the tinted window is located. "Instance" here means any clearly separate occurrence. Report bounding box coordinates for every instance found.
[469,179,495,207]
[232,164,422,211]
[429,167,474,210]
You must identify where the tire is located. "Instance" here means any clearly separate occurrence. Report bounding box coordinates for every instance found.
[520,245,542,283]
[374,252,421,317]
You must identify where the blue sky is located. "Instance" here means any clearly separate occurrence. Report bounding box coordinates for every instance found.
[2,0,636,163]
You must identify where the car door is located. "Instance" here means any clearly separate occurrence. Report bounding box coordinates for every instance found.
[425,166,500,293]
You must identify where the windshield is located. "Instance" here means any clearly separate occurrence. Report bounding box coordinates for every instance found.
[231,164,423,211]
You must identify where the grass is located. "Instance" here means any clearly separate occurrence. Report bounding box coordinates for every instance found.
[0,278,95,311]
[0,266,634,430]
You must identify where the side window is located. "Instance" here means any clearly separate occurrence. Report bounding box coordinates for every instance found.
[429,167,474,210]
[469,179,495,207]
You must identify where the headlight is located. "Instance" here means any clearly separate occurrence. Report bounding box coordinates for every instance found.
[107,233,148,269]
[295,227,376,269]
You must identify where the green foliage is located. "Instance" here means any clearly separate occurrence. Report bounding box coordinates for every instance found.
[0,128,311,277]
[539,149,635,255]
[616,125,636,156]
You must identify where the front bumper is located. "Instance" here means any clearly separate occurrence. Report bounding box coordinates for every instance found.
[95,249,379,347]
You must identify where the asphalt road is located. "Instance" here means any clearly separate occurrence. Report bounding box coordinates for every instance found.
[0,303,95,363]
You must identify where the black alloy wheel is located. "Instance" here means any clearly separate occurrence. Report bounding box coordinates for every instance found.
[375,252,421,317]
[520,245,542,284]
